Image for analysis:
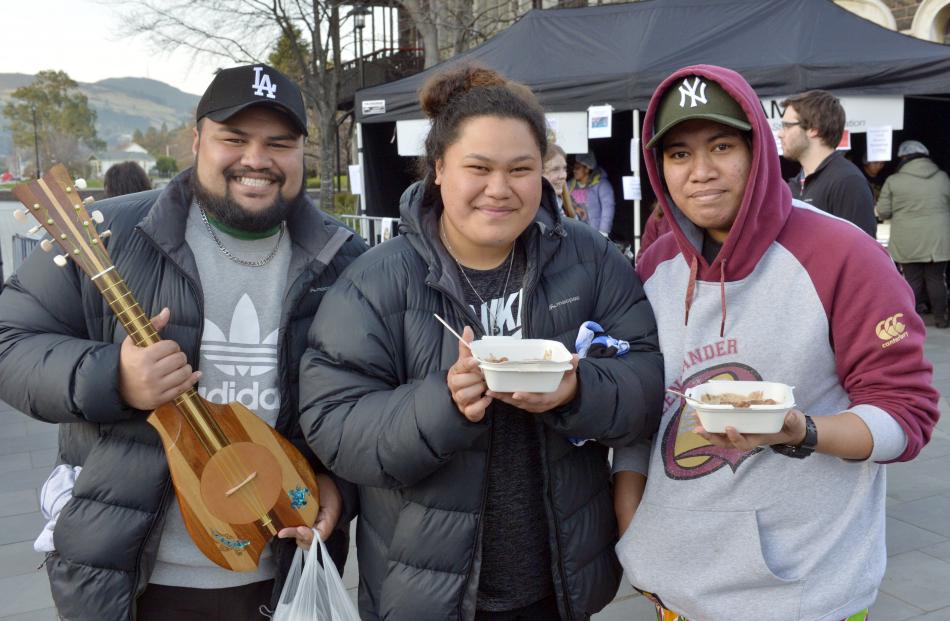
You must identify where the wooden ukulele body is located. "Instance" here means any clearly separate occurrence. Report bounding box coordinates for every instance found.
[149,398,319,571]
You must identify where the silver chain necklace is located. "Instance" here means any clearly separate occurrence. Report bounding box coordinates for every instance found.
[440,218,515,336]
[199,206,285,268]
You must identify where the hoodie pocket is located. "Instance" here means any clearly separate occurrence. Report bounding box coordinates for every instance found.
[616,501,804,620]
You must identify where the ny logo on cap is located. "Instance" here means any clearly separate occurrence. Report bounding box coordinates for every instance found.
[678,77,708,109]
[252,66,277,99]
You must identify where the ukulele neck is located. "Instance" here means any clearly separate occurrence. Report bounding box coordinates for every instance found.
[95,268,228,452]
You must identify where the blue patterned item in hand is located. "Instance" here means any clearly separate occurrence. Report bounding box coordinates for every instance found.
[575,321,630,359]
[570,321,630,446]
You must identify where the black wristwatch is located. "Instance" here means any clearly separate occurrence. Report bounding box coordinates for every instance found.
[771,414,817,459]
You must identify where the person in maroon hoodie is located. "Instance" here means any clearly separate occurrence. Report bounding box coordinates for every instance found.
[613,65,939,621]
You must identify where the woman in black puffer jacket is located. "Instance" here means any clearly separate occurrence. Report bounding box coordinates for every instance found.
[300,64,664,621]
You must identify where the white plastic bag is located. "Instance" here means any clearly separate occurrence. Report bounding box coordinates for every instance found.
[272,531,359,621]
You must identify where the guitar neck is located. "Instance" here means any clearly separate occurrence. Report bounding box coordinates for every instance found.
[96,266,228,450]
[93,269,161,348]
[12,165,228,453]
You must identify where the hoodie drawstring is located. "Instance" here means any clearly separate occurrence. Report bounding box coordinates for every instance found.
[683,254,728,338]
[719,259,727,338]
[684,255,698,327]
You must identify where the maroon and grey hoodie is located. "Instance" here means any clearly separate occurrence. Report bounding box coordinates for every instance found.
[614,65,939,620]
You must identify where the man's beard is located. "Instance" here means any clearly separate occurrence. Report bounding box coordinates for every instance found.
[191,161,306,233]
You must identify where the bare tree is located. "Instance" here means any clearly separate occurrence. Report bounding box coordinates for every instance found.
[400,0,525,68]
[400,0,441,68]
[117,0,348,210]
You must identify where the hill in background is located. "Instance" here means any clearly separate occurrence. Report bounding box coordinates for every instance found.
[0,73,199,158]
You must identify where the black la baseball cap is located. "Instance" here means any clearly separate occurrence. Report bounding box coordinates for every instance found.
[197,64,308,136]
[646,75,750,149]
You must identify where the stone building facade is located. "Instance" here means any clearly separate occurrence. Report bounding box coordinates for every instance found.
[837,0,950,42]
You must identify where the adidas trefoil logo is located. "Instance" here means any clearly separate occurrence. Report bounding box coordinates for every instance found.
[202,294,278,377]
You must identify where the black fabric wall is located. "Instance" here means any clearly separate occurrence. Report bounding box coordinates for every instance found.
[362,122,416,218]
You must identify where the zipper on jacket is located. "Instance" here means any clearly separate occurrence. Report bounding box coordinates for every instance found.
[459,415,493,621]
[129,475,174,621]
[521,260,575,621]
[522,227,578,620]
[542,435,575,621]
[274,266,321,435]
[425,280,492,620]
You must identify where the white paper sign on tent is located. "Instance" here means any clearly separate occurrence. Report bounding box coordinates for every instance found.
[866,126,893,162]
[545,112,589,153]
[587,105,613,139]
[348,165,363,195]
[622,176,642,201]
[396,119,433,156]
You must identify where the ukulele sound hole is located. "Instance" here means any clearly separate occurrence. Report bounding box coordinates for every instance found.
[199,443,283,525]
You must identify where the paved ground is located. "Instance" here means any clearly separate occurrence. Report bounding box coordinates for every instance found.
[0,320,948,620]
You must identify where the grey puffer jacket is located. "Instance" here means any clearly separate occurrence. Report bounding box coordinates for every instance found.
[0,169,366,621]
[875,156,950,264]
[299,181,664,620]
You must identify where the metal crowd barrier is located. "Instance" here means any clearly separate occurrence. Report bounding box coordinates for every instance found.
[340,215,400,248]
[12,234,40,269]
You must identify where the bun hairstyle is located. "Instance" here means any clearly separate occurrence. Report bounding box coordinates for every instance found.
[416,64,548,202]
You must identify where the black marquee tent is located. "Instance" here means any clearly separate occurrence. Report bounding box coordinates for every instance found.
[354,0,950,238]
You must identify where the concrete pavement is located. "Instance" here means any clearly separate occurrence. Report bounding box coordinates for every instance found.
[0,320,948,620]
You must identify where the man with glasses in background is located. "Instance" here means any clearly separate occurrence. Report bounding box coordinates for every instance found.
[779,90,876,238]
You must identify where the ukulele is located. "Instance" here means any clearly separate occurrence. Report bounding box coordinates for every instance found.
[12,165,319,571]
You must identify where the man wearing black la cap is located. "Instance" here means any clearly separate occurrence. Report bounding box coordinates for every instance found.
[0,64,365,621]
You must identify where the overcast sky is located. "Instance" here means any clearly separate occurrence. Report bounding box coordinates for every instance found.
[1,1,239,95]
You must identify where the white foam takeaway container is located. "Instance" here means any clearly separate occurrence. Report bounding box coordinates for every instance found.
[686,380,796,434]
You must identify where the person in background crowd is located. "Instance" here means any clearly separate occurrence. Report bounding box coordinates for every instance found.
[875,140,950,329]
[860,154,888,204]
[613,64,939,621]
[779,90,876,238]
[103,161,153,198]
[298,63,664,620]
[569,151,616,235]
[0,64,365,621]
[542,143,577,219]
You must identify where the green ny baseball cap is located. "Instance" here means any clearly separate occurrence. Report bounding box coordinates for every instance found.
[646,75,751,149]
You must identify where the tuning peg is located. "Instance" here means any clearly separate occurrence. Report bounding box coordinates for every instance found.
[83,196,95,205]
[53,255,68,267]
[99,230,112,239]
[74,178,87,190]
[28,225,43,235]
[40,239,54,252]
[13,209,29,223]
[90,210,104,224]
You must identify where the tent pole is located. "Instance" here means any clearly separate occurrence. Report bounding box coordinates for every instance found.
[356,121,368,240]
[632,108,641,259]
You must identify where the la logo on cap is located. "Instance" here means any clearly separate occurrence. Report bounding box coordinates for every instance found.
[678,77,708,109]
[252,66,277,99]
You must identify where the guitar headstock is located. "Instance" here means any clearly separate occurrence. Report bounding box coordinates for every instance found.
[11,164,113,277]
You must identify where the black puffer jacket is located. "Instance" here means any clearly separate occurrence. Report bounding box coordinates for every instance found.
[0,169,366,621]
[300,181,664,620]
